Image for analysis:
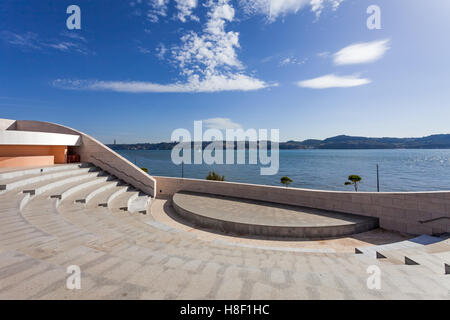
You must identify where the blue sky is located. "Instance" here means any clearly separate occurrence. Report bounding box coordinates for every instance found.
[1,0,450,143]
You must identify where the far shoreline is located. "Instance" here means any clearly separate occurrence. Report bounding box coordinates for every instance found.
[107,134,450,151]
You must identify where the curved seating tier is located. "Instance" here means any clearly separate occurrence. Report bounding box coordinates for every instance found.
[0,164,449,299]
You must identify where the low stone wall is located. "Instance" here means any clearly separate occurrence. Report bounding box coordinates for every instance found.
[13,120,156,198]
[154,176,450,236]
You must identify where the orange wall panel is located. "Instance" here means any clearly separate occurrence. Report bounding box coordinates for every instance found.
[0,156,55,168]
[51,146,67,164]
[0,145,67,164]
[0,145,52,156]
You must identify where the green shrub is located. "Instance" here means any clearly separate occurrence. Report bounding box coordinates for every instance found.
[345,174,362,192]
[206,171,225,181]
[280,176,293,187]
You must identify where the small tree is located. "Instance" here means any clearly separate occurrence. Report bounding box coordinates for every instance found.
[345,175,362,192]
[280,176,293,188]
[206,171,225,181]
[141,167,149,174]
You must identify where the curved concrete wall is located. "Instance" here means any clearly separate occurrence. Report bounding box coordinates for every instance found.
[155,176,450,236]
[12,120,156,198]
[0,130,80,146]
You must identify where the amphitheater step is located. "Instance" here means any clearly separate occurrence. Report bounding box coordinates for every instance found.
[70,179,119,204]
[83,181,121,206]
[0,163,91,181]
[127,192,150,214]
[51,173,110,201]
[0,164,95,192]
[5,167,100,196]
[109,188,141,212]
[25,171,104,197]
[83,184,127,208]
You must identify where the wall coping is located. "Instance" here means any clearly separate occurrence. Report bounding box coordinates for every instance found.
[153,175,450,195]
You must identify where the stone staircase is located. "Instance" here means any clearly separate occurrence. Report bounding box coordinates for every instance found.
[0,164,449,299]
[355,234,450,275]
[0,163,151,213]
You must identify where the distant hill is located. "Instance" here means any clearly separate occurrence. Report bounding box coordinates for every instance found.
[108,134,450,150]
[315,134,450,149]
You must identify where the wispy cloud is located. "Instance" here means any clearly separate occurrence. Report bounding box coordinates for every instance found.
[60,31,87,42]
[155,43,167,59]
[334,39,390,65]
[134,39,151,54]
[0,31,41,49]
[202,117,242,130]
[296,74,370,89]
[0,31,91,55]
[280,56,307,66]
[239,0,345,22]
[137,46,151,54]
[52,74,273,93]
[317,51,330,58]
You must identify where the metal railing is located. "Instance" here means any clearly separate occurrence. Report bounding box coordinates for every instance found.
[419,216,450,224]
[90,155,154,196]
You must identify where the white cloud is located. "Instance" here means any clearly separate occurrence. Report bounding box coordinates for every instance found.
[334,39,390,65]
[240,0,308,21]
[310,0,343,19]
[55,0,274,93]
[175,0,199,22]
[202,118,242,130]
[132,0,198,23]
[145,0,170,23]
[52,74,273,93]
[171,0,274,90]
[239,0,345,22]
[297,74,370,89]
[173,7,241,75]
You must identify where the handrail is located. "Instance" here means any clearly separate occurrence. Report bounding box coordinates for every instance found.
[90,155,154,196]
[419,216,450,224]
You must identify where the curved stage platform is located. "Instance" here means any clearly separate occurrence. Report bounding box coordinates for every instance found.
[172,191,380,240]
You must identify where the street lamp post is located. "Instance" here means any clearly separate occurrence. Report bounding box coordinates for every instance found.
[376,164,380,192]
